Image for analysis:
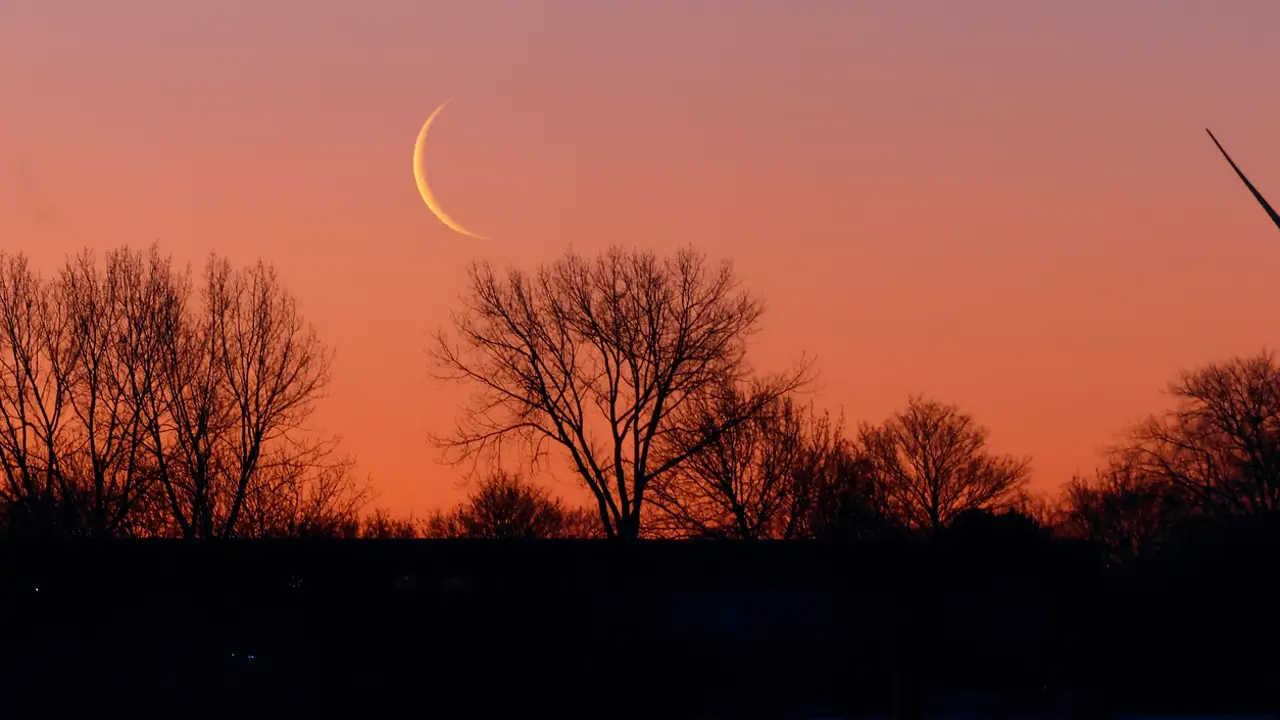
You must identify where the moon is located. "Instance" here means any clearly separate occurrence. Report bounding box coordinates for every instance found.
[413,101,488,240]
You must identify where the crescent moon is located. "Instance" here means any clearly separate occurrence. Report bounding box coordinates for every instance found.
[413,101,488,240]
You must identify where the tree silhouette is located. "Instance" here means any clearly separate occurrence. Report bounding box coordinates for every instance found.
[360,508,419,539]
[558,505,604,539]
[0,245,368,538]
[647,390,848,539]
[0,252,73,535]
[1054,459,1183,566]
[423,470,600,539]
[860,396,1030,533]
[942,506,1050,547]
[56,248,175,537]
[800,444,898,542]
[431,246,807,539]
[147,257,345,538]
[1123,351,1280,518]
[235,441,370,538]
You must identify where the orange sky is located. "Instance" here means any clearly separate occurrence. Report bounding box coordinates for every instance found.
[4,1,1280,516]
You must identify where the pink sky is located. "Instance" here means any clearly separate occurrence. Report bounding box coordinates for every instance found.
[4,0,1280,515]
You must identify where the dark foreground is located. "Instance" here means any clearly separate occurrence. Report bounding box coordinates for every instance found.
[0,535,1275,719]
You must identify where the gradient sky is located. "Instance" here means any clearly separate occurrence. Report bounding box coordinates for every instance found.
[4,1,1280,516]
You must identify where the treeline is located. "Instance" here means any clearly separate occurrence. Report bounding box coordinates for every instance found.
[378,352,1280,565]
[0,246,369,538]
[372,394,1034,542]
[6,243,1280,567]
[418,243,1280,564]
[364,471,603,539]
[1050,351,1280,565]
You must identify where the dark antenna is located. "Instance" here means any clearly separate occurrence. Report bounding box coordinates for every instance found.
[1206,128,1280,232]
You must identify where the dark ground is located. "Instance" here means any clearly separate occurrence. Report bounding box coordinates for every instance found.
[0,536,1275,719]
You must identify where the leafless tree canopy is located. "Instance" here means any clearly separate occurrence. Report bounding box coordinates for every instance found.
[422,471,602,539]
[0,246,369,538]
[1053,459,1183,565]
[432,246,807,539]
[150,257,344,538]
[647,391,850,539]
[799,445,897,542]
[1027,352,1280,565]
[0,253,73,534]
[360,508,419,539]
[860,396,1030,533]
[1123,352,1280,518]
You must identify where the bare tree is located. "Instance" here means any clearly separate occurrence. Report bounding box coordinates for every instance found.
[432,246,807,539]
[148,257,339,538]
[0,253,75,534]
[145,258,226,537]
[647,390,844,539]
[421,508,465,539]
[559,505,605,539]
[457,471,564,538]
[798,444,897,541]
[235,439,371,538]
[1124,351,1280,518]
[860,395,1030,533]
[53,247,180,537]
[217,261,335,534]
[0,245,365,538]
[423,471,601,539]
[1009,490,1060,532]
[359,508,420,539]
[1054,458,1185,565]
